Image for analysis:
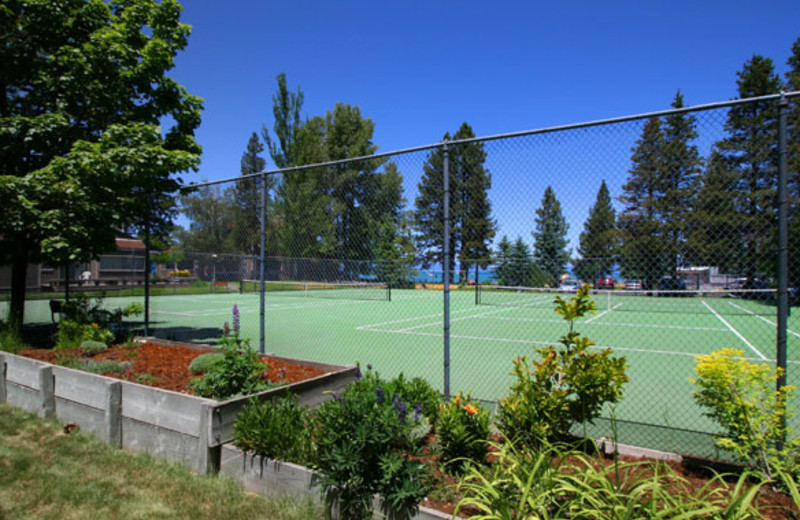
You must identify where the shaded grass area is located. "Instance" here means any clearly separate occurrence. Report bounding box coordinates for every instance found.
[0,404,322,520]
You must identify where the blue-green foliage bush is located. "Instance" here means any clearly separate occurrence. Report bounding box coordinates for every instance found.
[189,337,275,400]
[188,352,225,375]
[78,339,108,355]
[312,368,430,520]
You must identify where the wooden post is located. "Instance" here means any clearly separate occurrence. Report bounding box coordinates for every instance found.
[197,404,220,475]
[0,354,6,403]
[38,366,55,419]
[105,381,122,448]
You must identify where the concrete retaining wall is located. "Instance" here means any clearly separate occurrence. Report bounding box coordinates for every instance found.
[0,351,356,474]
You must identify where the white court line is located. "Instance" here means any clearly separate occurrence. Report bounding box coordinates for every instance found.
[154,298,376,317]
[393,301,554,333]
[358,326,797,364]
[726,301,800,339]
[354,306,497,330]
[702,300,767,360]
[472,315,729,332]
[586,303,623,323]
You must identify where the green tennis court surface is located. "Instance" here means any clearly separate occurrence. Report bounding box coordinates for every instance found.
[10,287,800,454]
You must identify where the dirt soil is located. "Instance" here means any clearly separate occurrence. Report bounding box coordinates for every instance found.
[18,341,330,394]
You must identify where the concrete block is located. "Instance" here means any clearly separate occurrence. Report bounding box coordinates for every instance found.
[38,366,55,419]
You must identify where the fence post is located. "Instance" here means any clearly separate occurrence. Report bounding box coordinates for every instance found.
[442,141,451,400]
[0,354,6,403]
[259,172,267,354]
[776,93,789,452]
[105,381,122,448]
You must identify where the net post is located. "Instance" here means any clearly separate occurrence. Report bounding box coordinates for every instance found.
[776,93,789,451]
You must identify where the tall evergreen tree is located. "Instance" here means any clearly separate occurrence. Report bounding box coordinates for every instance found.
[619,117,668,289]
[574,180,618,284]
[688,151,742,274]
[414,133,457,272]
[414,123,495,280]
[452,123,496,284]
[660,91,703,270]
[786,38,800,293]
[532,186,570,286]
[717,55,782,280]
[493,235,514,286]
[263,73,305,170]
[232,132,273,255]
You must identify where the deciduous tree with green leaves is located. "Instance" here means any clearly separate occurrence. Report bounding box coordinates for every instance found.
[0,0,202,329]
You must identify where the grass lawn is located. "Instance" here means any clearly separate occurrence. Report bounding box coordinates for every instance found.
[0,404,323,520]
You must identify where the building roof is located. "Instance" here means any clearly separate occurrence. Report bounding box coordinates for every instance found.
[115,238,146,251]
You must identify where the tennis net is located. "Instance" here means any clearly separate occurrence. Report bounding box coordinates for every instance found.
[476,284,778,316]
[240,280,391,302]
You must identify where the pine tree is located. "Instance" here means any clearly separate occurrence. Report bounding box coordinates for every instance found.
[414,124,495,281]
[619,117,668,289]
[717,55,782,280]
[786,38,800,293]
[532,186,570,287]
[688,151,742,274]
[574,180,618,284]
[493,235,514,286]
[509,237,537,287]
[661,91,703,270]
[232,132,272,255]
[452,123,496,284]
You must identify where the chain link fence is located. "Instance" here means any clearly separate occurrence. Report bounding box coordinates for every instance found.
[7,92,799,457]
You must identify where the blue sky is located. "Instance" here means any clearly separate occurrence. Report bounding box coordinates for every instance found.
[169,1,800,258]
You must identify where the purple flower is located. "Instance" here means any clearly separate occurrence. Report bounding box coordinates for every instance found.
[332,392,345,404]
[393,394,407,424]
[354,364,362,381]
[376,384,385,405]
[232,304,240,336]
[413,403,423,421]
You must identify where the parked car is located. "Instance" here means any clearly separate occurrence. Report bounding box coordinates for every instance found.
[558,279,580,293]
[623,279,642,290]
[596,276,615,290]
[657,276,686,296]
[735,278,773,301]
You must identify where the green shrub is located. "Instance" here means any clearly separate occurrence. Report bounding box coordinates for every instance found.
[437,393,491,474]
[312,372,429,520]
[76,359,132,375]
[233,394,313,465]
[384,372,443,425]
[188,352,225,375]
[692,348,800,480]
[189,337,274,400]
[79,340,108,355]
[61,292,143,327]
[498,286,628,448]
[0,323,25,354]
[56,320,114,350]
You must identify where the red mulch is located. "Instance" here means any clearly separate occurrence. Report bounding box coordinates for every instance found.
[19,341,329,394]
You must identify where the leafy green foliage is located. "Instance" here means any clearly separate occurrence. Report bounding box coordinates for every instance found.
[456,436,766,520]
[233,394,313,465]
[0,323,26,354]
[61,292,143,329]
[78,340,108,356]
[312,371,429,520]
[498,286,628,447]
[189,338,274,400]
[437,393,491,475]
[692,348,800,480]
[1,0,202,329]
[188,352,225,375]
[56,320,114,350]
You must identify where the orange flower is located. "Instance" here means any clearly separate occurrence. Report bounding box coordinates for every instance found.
[455,395,461,406]
[92,323,98,329]
[463,403,479,416]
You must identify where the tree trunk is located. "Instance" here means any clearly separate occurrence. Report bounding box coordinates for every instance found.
[9,236,29,332]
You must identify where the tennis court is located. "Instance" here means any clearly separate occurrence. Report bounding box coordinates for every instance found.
[9,284,800,452]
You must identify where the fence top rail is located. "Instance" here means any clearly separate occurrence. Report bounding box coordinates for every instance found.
[182,90,800,190]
